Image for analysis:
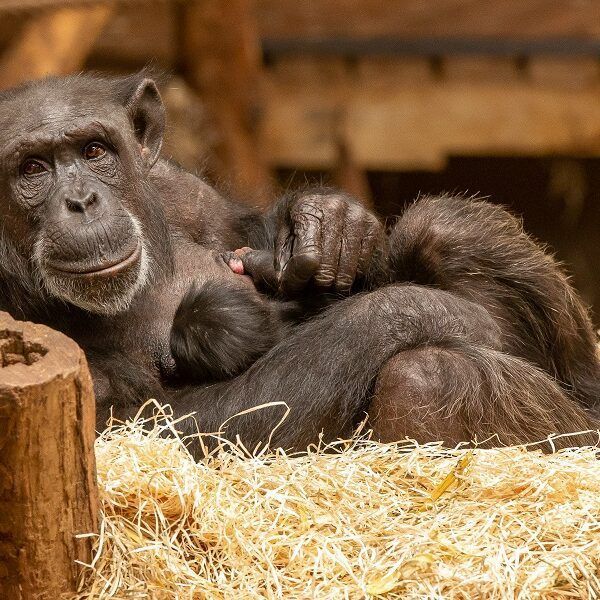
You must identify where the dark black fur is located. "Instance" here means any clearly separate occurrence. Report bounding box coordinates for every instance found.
[170,280,287,381]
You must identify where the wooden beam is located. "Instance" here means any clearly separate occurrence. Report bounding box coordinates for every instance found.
[181,0,272,206]
[0,4,113,90]
[90,2,177,71]
[332,136,373,207]
[259,57,600,170]
[0,0,109,9]
[529,57,600,88]
[257,0,600,40]
[0,311,98,599]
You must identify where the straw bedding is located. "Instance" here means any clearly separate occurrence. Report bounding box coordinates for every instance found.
[77,403,600,599]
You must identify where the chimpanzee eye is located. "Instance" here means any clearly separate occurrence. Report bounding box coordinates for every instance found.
[21,159,46,176]
[83,142,106,160]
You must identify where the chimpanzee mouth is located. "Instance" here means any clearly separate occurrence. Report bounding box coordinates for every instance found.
[46,241,142,278]
[37,229,149,315]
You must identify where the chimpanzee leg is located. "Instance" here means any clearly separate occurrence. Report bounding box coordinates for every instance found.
[388,194,600,415]
[368,345,599,449]
[168,284,503,453]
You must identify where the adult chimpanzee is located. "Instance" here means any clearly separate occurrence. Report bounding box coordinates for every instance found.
[0,72,598,453]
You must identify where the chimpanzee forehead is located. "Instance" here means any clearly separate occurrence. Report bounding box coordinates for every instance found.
[0,79,130,146]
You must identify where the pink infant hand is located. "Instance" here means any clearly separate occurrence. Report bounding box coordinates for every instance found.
[226,247,253,275]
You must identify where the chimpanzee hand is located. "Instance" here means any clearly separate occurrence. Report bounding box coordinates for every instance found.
[223,248,279,294]
[273,191,384,296]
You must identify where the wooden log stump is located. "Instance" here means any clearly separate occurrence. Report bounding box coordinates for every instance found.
[0,311,98,599]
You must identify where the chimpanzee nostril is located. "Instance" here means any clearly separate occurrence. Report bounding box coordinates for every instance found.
[65,192,98,213]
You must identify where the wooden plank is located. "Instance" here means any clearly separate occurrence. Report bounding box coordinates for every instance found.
[356,57,432,85]
[90,2,176,70]
[257,0,600,40]
[181,0,272,205]
[259,64,600,169]
[0,4,113,89]
[0,0,109,8]
[443,57,522,82]
[272,55,349,84]
[529,57,600,88]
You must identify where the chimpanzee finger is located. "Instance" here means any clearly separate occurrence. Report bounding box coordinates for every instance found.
[356,216,383,279]
[334,214,365,292]
[237,249,280,293]
[280,209,323,295]
[222,250,246,275]
[312,203,344,289]
[280,252,322,296]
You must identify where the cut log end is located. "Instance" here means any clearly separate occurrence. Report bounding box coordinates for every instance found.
[0,327,48,367]
[0,311,98,600]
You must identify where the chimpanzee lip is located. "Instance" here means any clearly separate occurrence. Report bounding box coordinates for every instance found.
[46,241,142,277]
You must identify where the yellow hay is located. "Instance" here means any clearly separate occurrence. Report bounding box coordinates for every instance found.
[77,403,600,599]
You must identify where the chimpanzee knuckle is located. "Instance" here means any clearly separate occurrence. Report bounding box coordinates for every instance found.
[292,199,326,223]
[293,212,322,239]
[321,193,347,213]
[335,273,355,292]
[299,193,350,218]
[314,264,337,286]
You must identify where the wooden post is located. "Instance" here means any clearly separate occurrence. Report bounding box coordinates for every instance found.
[0,4,114,90]
[332,134,374,209]
[181,0,272,206]
[0,311,98,599]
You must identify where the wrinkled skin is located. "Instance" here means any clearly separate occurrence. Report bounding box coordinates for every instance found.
[0,73,599,456]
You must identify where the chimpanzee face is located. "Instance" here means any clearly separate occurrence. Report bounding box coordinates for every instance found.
[0,74,165,314]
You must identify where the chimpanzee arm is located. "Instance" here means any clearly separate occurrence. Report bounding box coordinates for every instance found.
[167,284,502,452]
[154,163,386,296]
[389,194,600,411]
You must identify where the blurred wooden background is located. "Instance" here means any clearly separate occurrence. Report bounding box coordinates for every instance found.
[1,0,600,315]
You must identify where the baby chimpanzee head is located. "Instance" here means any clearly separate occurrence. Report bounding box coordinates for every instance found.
[170,279,285,382]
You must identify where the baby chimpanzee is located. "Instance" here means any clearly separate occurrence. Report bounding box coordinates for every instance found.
[169,247,307,383]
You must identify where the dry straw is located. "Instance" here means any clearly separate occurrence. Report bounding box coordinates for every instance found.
[77,401,600,599]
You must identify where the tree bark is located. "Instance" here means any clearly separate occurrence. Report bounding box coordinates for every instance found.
[0,311,98,599]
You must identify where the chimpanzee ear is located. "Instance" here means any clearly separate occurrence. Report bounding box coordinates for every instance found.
[123,78,165,168]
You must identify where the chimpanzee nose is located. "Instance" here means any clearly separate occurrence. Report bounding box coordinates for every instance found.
[65,192,98,213]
